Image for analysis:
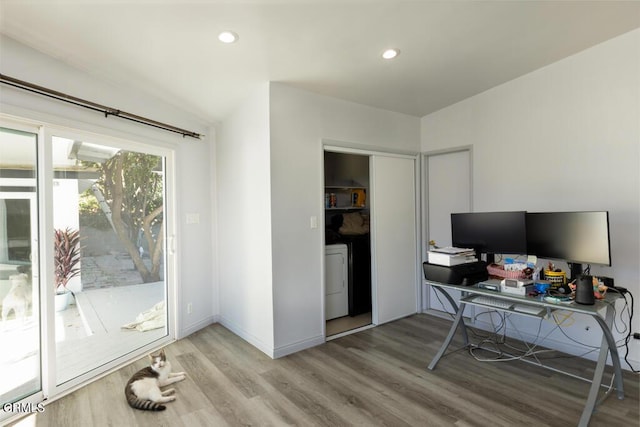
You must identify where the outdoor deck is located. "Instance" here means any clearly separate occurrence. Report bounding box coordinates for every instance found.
[57,282,166,383]
[1,281,165,400]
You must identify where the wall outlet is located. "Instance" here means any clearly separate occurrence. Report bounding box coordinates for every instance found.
[187,303,193,314]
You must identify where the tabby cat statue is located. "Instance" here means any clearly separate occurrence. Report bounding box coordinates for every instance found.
[124,349,186,411]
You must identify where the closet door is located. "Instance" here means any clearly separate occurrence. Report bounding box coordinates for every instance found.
[370,155,418,324]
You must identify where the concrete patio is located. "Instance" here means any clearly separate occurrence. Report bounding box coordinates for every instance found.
[56,281,166,384]
[1,256,166,399]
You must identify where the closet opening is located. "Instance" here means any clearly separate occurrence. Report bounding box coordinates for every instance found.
[323,151,372,337]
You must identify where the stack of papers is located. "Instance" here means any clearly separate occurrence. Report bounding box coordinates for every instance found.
[428,247,477,266]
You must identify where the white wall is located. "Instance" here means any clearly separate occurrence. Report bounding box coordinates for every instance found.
[216,83,275,355]
[0,35,216,338]
[268,83,420,356]
[216,83,420,358]
[421,29,639,365]
[176,130,217,337]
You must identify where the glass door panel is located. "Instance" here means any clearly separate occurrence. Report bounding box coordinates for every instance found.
[0,128,41,415]
[51,136,168,384]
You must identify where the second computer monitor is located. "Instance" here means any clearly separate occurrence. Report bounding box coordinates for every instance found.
[451,211,528,263]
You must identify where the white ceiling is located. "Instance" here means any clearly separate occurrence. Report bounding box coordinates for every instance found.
[1,1,639,124]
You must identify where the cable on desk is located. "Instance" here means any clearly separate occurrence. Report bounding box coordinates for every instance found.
[551,311,601,349]
[432,284,638,373]
[608,287,639,373]
[547,293,638,374]
[472,310,507,341]
[549,310,575,327]
[469,311,554,363]
[432,286,456,321]
[612,296,631,336]
[501,313,545,354]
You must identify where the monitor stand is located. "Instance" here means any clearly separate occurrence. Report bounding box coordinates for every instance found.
[569,262,584,282]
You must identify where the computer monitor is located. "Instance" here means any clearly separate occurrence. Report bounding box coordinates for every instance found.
[526,211,611,280]
[451,211,528,264]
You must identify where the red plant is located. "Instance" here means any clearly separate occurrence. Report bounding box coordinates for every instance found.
[54,228,82,292]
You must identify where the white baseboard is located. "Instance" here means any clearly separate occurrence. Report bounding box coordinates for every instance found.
[273,335,325,358]
[218,316,326,359]
[218,316,276,358]
[178,315,217,339]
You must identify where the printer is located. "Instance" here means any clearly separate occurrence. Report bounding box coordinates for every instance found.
[422,261,488,286]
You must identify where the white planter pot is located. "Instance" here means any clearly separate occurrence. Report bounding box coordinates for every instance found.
[55,291,71,312]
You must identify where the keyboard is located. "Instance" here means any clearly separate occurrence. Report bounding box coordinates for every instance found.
[469,295,513,310]
[512,304,545,315]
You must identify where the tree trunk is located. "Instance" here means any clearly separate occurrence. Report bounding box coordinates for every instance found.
[109,155,155,283]
[143,205,163,281]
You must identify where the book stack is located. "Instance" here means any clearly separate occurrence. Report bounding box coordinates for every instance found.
[427,247,477,266]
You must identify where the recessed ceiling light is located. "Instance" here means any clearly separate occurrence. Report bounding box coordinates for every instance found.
[382,48,400,60]
[218,31,238,44]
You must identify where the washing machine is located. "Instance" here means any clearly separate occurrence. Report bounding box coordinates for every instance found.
[325,244,348,320]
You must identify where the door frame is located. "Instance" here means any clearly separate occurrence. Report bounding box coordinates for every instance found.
[0,115,178,418]
[42,125,178,398]
[322,141,421,334]
[0,120,45,418]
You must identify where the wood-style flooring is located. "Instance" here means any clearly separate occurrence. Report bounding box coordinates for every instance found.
[326,312,372,337]
[9,314,639,426]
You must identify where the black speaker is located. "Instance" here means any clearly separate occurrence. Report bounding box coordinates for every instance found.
[575,275,595,305]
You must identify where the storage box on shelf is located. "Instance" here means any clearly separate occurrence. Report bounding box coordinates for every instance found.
[324,186,367,210]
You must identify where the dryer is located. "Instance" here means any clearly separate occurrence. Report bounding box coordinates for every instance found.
[325,244,348,320]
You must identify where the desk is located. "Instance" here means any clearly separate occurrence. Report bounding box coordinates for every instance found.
[427,281,624,427]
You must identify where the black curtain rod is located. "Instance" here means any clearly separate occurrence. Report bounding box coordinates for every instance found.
[0,74,203,139]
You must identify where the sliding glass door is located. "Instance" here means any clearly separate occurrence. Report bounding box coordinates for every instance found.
[0,126,42,412]
[51,133,170,385]
[0,118,175,423]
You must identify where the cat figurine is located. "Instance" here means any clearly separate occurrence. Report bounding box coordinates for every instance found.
[1,273,32,324]
[124,349,186,411]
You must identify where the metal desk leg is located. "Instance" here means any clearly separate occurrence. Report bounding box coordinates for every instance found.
[428,301,467,371]
[578,305,625,427]
[432,286,469,345]
[593,312,625,399]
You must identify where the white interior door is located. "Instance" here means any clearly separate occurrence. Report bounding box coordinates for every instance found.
[370,155,418,324]
[424,149,472,313]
